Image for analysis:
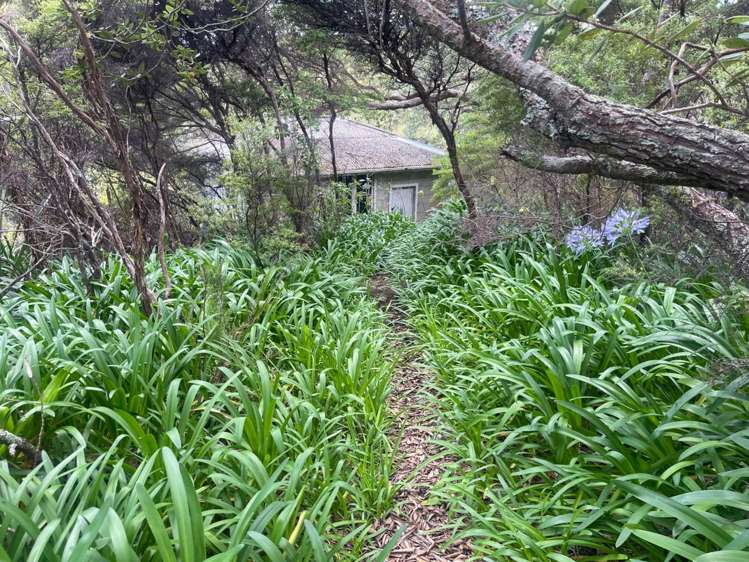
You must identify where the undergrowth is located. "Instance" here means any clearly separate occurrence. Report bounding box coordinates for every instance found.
[0,225,408,561]
[6,207,749,561]
[381,207,749,561]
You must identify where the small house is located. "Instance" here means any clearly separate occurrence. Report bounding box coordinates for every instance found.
[316,118,444,222]
[183,117,445,222]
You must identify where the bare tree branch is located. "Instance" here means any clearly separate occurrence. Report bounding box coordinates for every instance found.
[1,3,157,312]
[156,162,172,301]
[564,14,731,109]
[0,254,45,300]
[322,52,338,179]
[0,429,42,465]
[501,146,707,187]
[648,47,749,108]
[368,88,460,110]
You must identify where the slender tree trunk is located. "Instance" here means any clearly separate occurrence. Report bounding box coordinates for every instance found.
[328,112,338,180]
[323,53,339,181]
[3,1,156,314]
[246,65,289,167]
[444,132,477,219]
[156,163,172,300]
[413,83,478,219]
[583,175,592,223]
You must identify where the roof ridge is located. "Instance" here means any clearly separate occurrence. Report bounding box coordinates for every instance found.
[335,116,404,138]
[333,116,445,155]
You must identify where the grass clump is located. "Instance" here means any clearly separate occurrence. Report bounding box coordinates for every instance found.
[383,207,749,561]
[0,238,396,560]
[322,212,415,276]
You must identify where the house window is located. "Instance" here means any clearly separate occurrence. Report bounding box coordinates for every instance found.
[344,175,371,214]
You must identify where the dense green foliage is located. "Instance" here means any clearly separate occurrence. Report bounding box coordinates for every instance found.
[382,209,749,561]
[0,238,401,560]
[328,213,415,276]
[4,206,749,561]
[4,0,749,556]
[0,240,31,284]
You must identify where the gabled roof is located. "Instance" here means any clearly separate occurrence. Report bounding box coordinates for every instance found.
[314,118,445,176]
[180,117,445,177]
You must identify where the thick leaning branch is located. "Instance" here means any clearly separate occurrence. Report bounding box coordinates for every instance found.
[395,0,749,201]
[501,146,705,187]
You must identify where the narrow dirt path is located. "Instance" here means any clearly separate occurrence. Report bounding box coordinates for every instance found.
[368,275,471,561]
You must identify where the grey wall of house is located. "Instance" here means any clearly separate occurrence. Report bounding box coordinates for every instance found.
[371,169,436,222]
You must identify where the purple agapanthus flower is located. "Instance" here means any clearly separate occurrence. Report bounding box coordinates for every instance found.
[565,225,604,256]
[565,208,650,256]
[601,208,650,245]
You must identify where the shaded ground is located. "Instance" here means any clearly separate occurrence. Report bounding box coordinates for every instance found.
[368,275,471,561]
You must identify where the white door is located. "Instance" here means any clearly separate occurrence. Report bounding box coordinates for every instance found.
[389,186,416,219]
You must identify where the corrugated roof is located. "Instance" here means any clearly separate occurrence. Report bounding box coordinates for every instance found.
[314,118,445,176]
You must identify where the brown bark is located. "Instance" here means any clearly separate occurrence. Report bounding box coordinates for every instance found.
[6,62,101,271]
[658,187,749,280]
[322,53,339,180]
[11,71,131,274]
[396,0,749,202]
[412,82,477,219]
[63,0,153,314]
[445,132,477,220]
[245,63,289,166]
[327,113,338,179]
